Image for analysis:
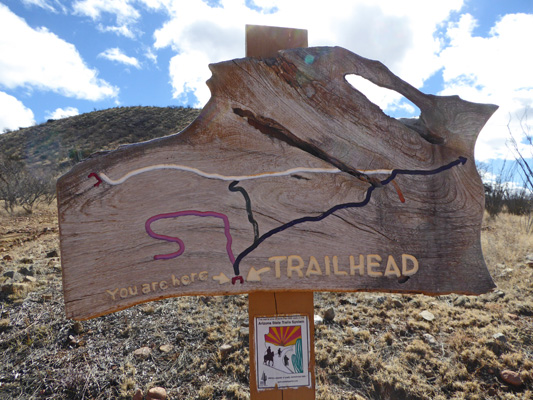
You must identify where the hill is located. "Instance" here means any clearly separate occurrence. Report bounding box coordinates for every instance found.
[0,106,201,171]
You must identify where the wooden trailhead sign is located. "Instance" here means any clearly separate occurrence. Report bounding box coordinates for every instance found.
[57,28,497,323]
[57,24,497,399]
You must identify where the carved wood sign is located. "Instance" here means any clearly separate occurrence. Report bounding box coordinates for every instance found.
[57,46,497,320]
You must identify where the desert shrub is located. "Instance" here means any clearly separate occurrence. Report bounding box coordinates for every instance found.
[68,147,93,163]
[506,189,532,216]
[507,110,532,193]
[504,189,533,233]
[480,166,532,224]
[484,182,506,217]
[0,155,56,214]
[506,110,533,232]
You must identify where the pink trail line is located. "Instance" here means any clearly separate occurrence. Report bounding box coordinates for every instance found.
[145,210,235,263]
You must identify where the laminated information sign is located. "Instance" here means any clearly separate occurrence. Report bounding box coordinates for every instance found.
[254,315,311,390]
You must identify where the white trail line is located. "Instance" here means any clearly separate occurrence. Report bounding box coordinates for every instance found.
[97,164,393,186]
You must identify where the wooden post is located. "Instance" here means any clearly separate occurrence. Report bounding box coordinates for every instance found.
[246,25,315,400]
[246,25,308,58]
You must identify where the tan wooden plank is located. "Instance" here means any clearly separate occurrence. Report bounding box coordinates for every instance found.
[246,25,308,58]
[57,43,497,320]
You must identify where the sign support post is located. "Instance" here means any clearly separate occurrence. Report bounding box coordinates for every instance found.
[249,292,315,399]
[245,25,315,400]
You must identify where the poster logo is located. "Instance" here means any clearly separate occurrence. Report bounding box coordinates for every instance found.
[264,326,303,373]
[265,325,302,346]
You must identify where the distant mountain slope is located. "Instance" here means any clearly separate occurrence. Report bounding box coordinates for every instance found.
[0,106,201,171]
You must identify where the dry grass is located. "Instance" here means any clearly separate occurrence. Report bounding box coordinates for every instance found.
[0,205,532,399]
[481,212,532,270]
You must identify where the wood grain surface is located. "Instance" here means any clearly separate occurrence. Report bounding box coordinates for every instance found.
[57,46,497,320]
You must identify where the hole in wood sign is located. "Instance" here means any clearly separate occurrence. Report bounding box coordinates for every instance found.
[57,45,497,321]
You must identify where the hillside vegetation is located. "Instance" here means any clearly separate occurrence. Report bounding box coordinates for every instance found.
[0,106,201,170]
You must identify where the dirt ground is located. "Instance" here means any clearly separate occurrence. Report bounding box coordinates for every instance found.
[0,204,532,399]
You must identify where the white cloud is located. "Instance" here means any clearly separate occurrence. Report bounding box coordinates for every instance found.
[168,50,213,106]
[144,47,157,64]
[346,74,418,118]
[0,92,35,133]
[439,13,533,161]
[21,0,67,13]
[45,106,80,120]
[150,0,463,107]
[73,0,141,38]
[73,0,139,22]
[96,23,136,39]
[98,48,141,68]
[62,0,463,109]
[0,3,118,101]
[71,0,170,37]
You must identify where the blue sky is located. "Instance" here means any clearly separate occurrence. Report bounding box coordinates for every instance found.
[0,0,532,171]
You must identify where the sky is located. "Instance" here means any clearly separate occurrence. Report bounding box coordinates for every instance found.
[0,0,532,171]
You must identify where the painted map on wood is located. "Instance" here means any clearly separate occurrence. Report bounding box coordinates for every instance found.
[57,46,497,320]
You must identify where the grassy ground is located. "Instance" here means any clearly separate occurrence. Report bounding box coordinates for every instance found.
[0,204,532,399]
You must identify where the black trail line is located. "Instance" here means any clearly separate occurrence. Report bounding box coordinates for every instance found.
[231,156,467,277]
[229,181,260,242]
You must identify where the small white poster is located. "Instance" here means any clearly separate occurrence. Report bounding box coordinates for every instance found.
[254,315,311,390]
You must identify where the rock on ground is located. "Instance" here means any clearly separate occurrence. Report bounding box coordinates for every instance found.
[132,388,143,400]
[219,344,233,358]
[422,333,438,346]
[146,387,167,400]
[323,307,335,321]
[159,344,173,353]
[500,370,523,387]
[419,310,435,321]
[492,332,507,342]
[133,347,152,359]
